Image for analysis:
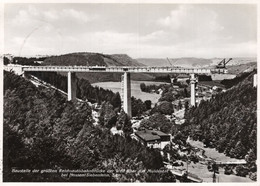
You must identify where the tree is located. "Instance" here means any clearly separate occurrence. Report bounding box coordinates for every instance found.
[111,92,121,109]
[229,141,247,158]
[4,57,10,65]
[99,102,117,128]
[224,165,233,175]
[140,83,146,92]
[173,131,188,145]
[144,100,152,110]
[184,88,188,97]
[178,100,183,110]
[236,165,249,177]
[156,101,174,115]
[184,101,189,110]
[159,91,175,102]
[131,97,146,117]
[116,110,133,135]
[139,113,173,133]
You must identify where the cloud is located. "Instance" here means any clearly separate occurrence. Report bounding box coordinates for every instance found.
[43,10,59,21]
[158,5,224,40]
[5,4,256,58]
[10,5,96,28]
[61,9,92,23]
[158,5,187,29]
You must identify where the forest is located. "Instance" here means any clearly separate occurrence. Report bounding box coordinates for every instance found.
[4,71,177,182]
[183,71,257,179]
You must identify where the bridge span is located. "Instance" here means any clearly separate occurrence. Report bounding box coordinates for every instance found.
[4,65,228,117]
[21,65,227,74]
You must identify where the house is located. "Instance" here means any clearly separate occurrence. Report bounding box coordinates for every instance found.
[135,129,171,149]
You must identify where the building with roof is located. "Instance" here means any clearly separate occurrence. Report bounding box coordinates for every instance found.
[135,129,171,149]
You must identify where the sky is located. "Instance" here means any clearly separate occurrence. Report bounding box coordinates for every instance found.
[4,3,257,58]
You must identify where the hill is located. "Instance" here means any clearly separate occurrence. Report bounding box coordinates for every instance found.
[43,52,154,83]
[226,62,257,75]
[137,57,213,68]
[43,52,144,67]
[182,70,257,179]
[137,57,256,74]
[3,71,167,182]
[210,57,256,66]
[183,70,256,160]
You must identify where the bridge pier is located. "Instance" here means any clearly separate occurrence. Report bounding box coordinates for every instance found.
[190,74,196,106]
[22,71,28,78]
[123,72,132,118]
[68,71,77,101]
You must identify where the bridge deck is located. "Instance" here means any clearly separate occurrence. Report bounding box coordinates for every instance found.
[20,65,227,74]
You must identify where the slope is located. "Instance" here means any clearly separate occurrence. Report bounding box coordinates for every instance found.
[184,70,256,160]
[43,52,144,67]
[3,71,166,182]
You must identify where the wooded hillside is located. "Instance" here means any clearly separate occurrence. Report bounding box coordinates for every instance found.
[184,71,256,162]
[4,71,169,182]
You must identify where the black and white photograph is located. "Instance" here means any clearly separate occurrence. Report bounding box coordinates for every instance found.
[2,1,258,183]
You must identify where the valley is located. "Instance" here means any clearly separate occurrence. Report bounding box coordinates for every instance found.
[3,53,257,183]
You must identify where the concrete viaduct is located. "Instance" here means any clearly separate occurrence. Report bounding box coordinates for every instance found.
[5,65,228,117]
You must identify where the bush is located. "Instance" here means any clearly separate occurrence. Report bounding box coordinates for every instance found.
[236,165,249,177]
[156,101,174,115]
[144,100,152,110]
[139,113,173,133]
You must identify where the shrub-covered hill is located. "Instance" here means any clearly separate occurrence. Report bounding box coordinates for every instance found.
[184,71,257,160]
[3,71,170,182]
[43,52,143,67]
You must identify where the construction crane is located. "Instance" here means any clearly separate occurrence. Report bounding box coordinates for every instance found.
[166,57,173,67]
[216,58,232,69]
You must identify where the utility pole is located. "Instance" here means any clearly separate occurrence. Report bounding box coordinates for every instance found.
[187,160,188,173]
[213,171,216,182]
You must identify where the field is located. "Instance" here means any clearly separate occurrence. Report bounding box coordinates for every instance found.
[92,81,169,104]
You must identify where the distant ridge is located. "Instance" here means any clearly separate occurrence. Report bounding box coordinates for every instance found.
[42,52,150,83]
[137,57,256,69]
[137,57,212,68]
[43,52,144,67]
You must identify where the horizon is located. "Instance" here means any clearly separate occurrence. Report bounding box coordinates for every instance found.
[3,52,257,60]
[4,3,257,58]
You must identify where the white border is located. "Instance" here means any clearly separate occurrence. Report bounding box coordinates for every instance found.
[0,0,259,186]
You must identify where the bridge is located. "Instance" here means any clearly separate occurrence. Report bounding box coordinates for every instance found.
[4,65,228,118]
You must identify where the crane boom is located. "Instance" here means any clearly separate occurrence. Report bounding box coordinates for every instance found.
[225,58,232,65]
[166,58,173,66]
[216,58,232,68]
